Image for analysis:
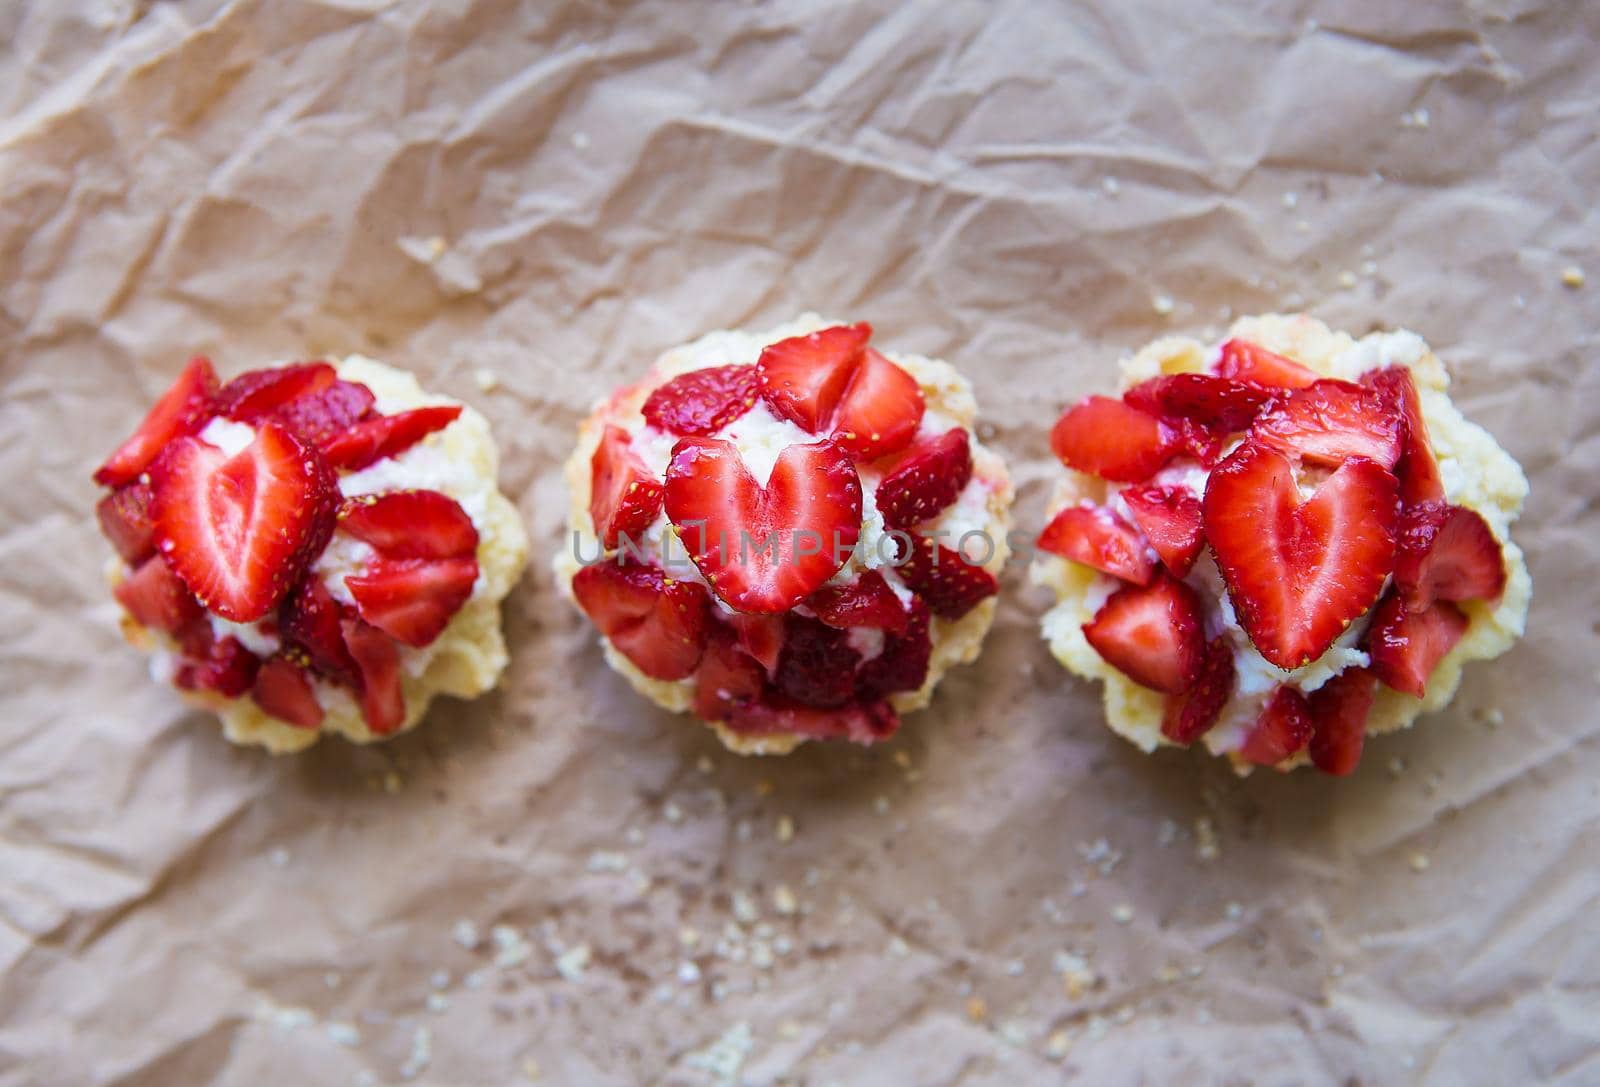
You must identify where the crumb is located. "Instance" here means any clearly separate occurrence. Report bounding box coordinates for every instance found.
[383,770,402,794]
[696,755,714,773]
[521,1057,542,1081]
[400,1026,432,1080]
[873,796,890,815]
[1225,901,1244,921]
[1151,294,1174,317]
[1409,852,1431,872]
[678,960,702,984]
[556,943,591,980]
[490,924,532,969]
[1006,959,1025,976]
[426,992,448,1013]
[887,936,910,958]
[1561,266,1585,288]
[587,850,628,873]
[1046,1029,1072,1060]
[732,890,760,924]
[1337,271,1358,289]
[451,919,480,950]
[772,884,799,916]
[680,926,700,948]
[268,847,289,868]
[474,369,499,392]
[1101,177,1120,196]
[663,801,684,824]
[754,780,774,797]
[775,814,795,843]
[571,131,590,150]
[1194,817,1219,861]
[1282,192,1299,209]
[1400,107,1430,129]
[1111,904,1135,925]
[965,996,989,1022]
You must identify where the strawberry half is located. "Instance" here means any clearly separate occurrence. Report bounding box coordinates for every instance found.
[173,623,260,698]
[97,481,158,565]
[1204,441,1398,670]
[773,615,861,708]
[95,356,219,487]
[114,555,204,634]
[642,364,760,436]
[1250,379,1403,470]
[217,363,337,421]
[692,632,767,723]
[875,428,973,530]
[1393,501,1505,610]
[1362,366,1444,505]
[150,421,339,622]
[1124,373,1275,433]
[272,379,377,447]
[726,612,784,674]
[855,597,932,699]
[894,533,998,619]
[320,405,463,471]
[1037,504,1155,585]
[572,560,712,681]
[1215,338,1319,390]
[1307,668,1377,775]
[1120,484,1203,577]
[1050,395,1178,483]
[589,424,666,551]
[664,437,861,613]
[1082,573,1204,693]
[807,570,910,634]
[252,655,325,729]
[341,617,406,735]
[1238,686,1314,766]
[829,348,925,461]
[756,323,871,432]
[1367,592,1468,698]
[278,577,359,683]
[339,490,479,560]
[1161,636,1235,744]
[346,556,479,648]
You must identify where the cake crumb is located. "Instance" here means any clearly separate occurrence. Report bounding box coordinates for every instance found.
[326,1021,361,1047]
[965,996,989,1022]
[490,924,532,969]
[873,796,890,815]
[556,943,592,980]
[1111,903,1135,925]
[521,1057,542,1081]
[1409,852,1431,873]
[382,770,402,794]
[1282,191,1299,209]
[775,814,795,842]
[474,368,500,392]
[1101,177,1120,197]
[772,884,799,916]
[1337,271,1358,289]
[1194,816,1219,861]
[1560,266,1585,288]
[399,1026,432,1080]
[1388,756,1407,778]
[1151,294,1174,317]
[696,755,714,774]
[451,919,480,950]
[1045,1028,1073,1060]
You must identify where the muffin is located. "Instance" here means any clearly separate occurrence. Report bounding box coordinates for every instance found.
[94,354,528,753]
[1032,313,1530,774]
[556,315,1014,755]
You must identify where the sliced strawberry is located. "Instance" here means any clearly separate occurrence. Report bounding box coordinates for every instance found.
[1362,367,1444,505]
[571,560,712,681]
[1038,504,1154,585]
[829,348,925,461]
[1082,573,1204,693]
[1120,484,1203,577]
[320,405,463,471]
[1251,379,1402,470]
[1238,686,1314,766]
[876,428,973,530]
[1204,441,1398,670]
[272,379,376,447]
[114,555,204,634]
[1393,501,1505,610]
[94,356,218,487]
[724,692,899,745]
[756,323,871,432]
[589,424,666,551]
[1125,373,1276,433]
[774,615,861,708]
[856,597,932,699]
[173,623,260,698]
[278,577,359,683]
[341,617,406,735]
[894,533,998,619]
[664,437,861,613]
[339,490,479,560]
[1307,668,1377,775]
[150,421,339,622]
[1161,636,1235,744]
[692,632,767,722]
[216,363,337,421]
[1050,395,1178,483]
[642,364,760,436]
[1367,592,1469,698]
[346,556,479,648]
[1215,338,1319,390]
[252,654,325,729]
[726,612,784,674]
[97,481,158,565]
[807,570,910,634]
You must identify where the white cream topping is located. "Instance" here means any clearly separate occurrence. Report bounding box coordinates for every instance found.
[198,416,256,456]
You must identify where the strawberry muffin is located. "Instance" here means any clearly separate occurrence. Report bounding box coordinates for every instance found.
[556,316,1014,755]
[1032,314,1529,775]
[94,355,528,753]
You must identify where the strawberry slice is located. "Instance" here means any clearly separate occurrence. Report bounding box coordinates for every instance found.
[94,356,219,487]
[1082,573,1204,693]
[724,693,899,745]
[856,597,932,699]
[1307,668,1377,775]
[571,560,712,680]
[1161,636,1235,744]
[341,617,406,735]
[1204,441,1398,670]
[278,577,359,683]
[1050,395,1178,483]
[216,363,336,421]
[875,428,973,530]
[807,570,910,634]
[272,379,376,447]
[894,533,998,619]
[114,555,204,634]
[1251,379,1403,469]
[320,405,463,471]
[150,421,339,622]
[692,632,767,722]
[1238,686,1314,766]
[756,323,872,432]
[1215,338,1319,390]
[829,347,925,461]
[1362,367,1444,505]
[1125,373,1275,433]
[252,654,325,729]
[664,437,861,613]
[174,622,260,698]
[97,481,158,565]
[642,364,760,436]
[1393,501,1505,610]
[589,425,666,551]
[1120,484,1203,577]
[345,556,479,648]
[726,612,784,674]
[339,490,479,560]
[1037,504,1155,585]
[774,615,861,708]
[1367,592,1469,698]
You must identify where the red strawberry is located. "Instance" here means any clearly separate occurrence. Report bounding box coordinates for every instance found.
[876,429,973,530]
[95,356,219,487]
[1037,504,1155,585]
[252,655,325,729]
[114,555,204,634]
[692,632,767,722]
[756,323,871,432]
[320,405,464,470]
[1238,686,1314,766]
[1082,573,1204,693]
[1367,592,1468,698]
[643,364,761,436]
[726,612,784,674]
[1050,395,1178,483]
[1125,373,1275,432]
[589,424,666,551]
[1120,484,1203,577]
[664,437,861,613]
[856,597,932,699]
[1250,379,1402,469]
[829,348,925,461]
[150,421,339,622]
[216,363,336,421]
[571,560,712,680]
[174,623,260,698]
[346,556,479,648]
[272,379,377,447]
[97,481,158,565]
[1161,636,1235,744]
[1215,338,1318,390]
[278,577,359,683]
[774,615,861,708]
[807,570,910,634]
[341,617,406,735]
[1393,501,1505,610]
[1307,668,1377,775]
[1204,441,1398,670]
[894,533,998,619]
[339,490,479,560]
[725,693,899,745]
[1362,367,1444,505]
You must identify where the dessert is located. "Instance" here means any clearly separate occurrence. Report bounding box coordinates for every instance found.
[1032,314,1530,774]
[556,315,1014,755]
[94,355,528,753]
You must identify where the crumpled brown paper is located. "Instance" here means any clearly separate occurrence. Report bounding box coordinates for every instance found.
[2,2,1596,1084]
